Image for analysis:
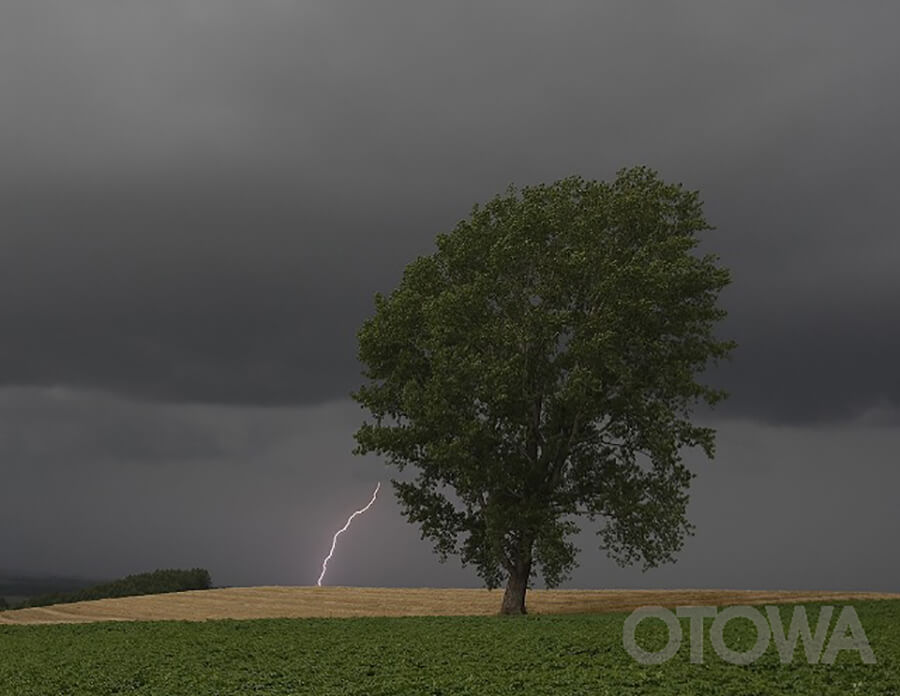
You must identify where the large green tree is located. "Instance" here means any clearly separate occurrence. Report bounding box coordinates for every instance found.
[352,167,736,614]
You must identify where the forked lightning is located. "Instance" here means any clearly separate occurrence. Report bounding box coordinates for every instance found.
[316,482,382,586]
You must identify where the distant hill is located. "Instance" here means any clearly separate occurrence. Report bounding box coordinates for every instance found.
[0,571,101,603]
[2,587,900,625]
[12,568,212,609]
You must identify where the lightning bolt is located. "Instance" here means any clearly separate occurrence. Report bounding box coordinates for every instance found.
[316,481,382,586]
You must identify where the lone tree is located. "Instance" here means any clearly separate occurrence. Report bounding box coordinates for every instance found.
[352,167,736,614]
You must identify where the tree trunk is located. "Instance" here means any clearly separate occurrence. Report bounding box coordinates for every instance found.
[500,559,531,615]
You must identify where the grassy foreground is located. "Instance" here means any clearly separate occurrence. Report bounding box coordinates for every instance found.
[1,600,898,695]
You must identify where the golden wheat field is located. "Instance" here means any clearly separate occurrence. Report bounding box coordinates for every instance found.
[2,586,897,625]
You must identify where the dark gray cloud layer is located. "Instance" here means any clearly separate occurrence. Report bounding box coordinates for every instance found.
[1,3,899,591]
[2,390,897,591]
[2,2,899,424]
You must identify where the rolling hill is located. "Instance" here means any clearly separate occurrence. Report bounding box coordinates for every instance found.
[2,586,897,625]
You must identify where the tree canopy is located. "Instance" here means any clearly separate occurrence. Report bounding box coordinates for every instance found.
[352,167,736,613]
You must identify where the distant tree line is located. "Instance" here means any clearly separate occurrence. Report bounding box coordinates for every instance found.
[12,568,212,609]
[0,596,7,611]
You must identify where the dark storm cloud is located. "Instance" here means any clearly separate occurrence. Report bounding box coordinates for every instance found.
[2,2,898,594]
[0,387,228,463]
[2,1,899,424]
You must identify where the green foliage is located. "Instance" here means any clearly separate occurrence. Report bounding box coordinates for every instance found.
[18,568,211,609]
[352,167,737,594]
[0,600,897,694]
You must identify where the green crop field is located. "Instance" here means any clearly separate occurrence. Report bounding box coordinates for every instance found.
[1,600,898,695]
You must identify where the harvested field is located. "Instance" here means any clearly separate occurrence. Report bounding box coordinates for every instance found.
[1,586,897,625]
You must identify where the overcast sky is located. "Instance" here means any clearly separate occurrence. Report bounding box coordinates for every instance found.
[1,2,898,592]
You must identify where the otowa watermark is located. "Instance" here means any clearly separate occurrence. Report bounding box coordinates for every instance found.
[623,605,876,665]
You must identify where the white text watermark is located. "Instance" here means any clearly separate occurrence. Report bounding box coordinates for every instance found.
[622,605,876,665]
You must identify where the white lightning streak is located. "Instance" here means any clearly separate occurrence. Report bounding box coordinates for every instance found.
[316,481,381,586]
